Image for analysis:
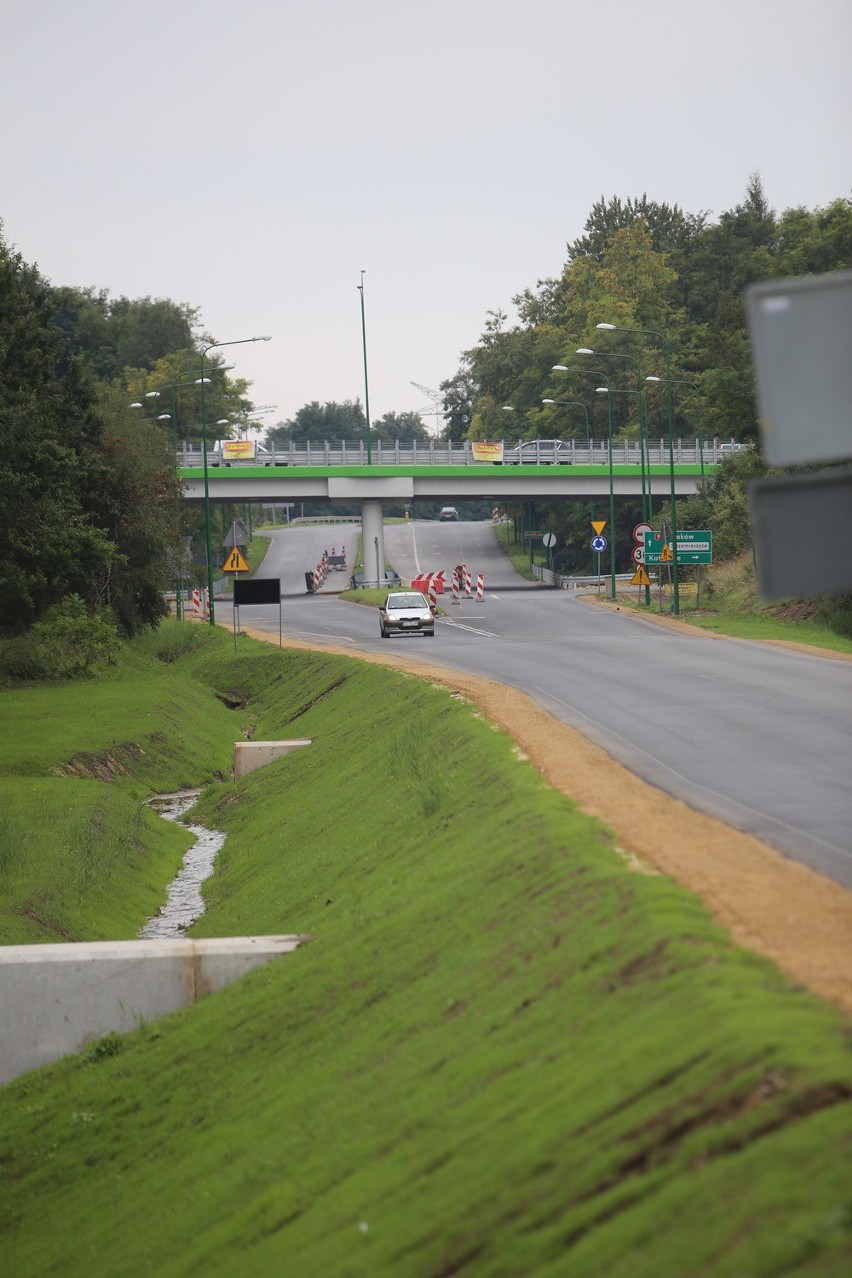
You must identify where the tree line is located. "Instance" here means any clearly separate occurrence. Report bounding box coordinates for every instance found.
[0,226,253,645]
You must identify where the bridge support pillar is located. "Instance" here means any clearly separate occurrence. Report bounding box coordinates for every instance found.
[361,499,386,588]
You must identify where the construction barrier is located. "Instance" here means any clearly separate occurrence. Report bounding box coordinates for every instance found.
[451,570,460,605]
[476,574,485,600]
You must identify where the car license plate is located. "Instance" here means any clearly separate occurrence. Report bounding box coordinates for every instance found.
[401,620,417,628]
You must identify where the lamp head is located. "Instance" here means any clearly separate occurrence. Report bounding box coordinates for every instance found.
[576,348,594,356]
[645,375,662,383]
[596,322,616,330]
[551,364,568,371]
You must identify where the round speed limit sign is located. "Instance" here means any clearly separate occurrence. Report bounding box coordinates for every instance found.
[632,545,645,563]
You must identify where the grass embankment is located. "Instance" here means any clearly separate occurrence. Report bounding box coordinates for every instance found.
[0,629,240,945]
[610,552,852,654]
[1,624,850,1275]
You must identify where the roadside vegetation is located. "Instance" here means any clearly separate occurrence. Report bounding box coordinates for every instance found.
[1,623,850,1275]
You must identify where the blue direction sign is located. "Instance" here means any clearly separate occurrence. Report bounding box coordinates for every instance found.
[591,534,608,553]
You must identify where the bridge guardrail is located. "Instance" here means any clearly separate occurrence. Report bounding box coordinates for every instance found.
[177,439,739,468]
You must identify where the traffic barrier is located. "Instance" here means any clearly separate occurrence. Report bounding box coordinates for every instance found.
[411,572,445,594]
[451,570,460,604]
[463,565,472,597]
[476,573,484,600]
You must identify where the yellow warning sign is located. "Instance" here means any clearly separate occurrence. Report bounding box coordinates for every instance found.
[223,547,249,573]
[630,565,652,587]
[591,520,607,535]
[660,543,673,562]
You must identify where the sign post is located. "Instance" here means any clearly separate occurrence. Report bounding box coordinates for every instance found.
[644,530,713,611]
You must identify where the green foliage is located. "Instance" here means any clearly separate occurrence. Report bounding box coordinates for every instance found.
[265,398,366,445]
[0,632,850,1275]
[667,447,767,560]
[2,595,119,679]
[451,180,852,452]
[50,286,197,382]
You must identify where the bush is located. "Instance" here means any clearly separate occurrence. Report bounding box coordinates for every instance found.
[1,596,120,680]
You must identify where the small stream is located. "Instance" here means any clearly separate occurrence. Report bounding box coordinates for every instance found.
[140,791,226,939]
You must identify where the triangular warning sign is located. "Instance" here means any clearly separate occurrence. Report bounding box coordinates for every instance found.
[631,566,652,587]
[591,520,606,536]
[660,543,673,562]
[223,547,249,573]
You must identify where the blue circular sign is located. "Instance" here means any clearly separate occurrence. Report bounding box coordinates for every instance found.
[591,535,608,552]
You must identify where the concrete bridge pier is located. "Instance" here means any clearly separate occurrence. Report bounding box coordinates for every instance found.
[361,499,386,588]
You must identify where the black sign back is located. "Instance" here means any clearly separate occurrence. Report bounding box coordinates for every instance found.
[233,578,281,606]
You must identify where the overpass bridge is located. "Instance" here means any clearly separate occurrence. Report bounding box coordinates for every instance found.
[177,437,717,504]
[177,439,718,587]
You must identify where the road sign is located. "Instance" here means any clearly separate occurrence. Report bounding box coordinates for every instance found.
[223,547,249,573]
[591,520,606,535]
[631,545,645,564]
[632,521,653,543]
[673,530,713,564]
[643,530,713,565]
[591,535,608,552]
[542,532,556,548]
[630,565,652,587]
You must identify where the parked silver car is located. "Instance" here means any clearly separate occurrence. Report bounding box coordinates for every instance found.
[379,591,435,638]
[503,439,573,465]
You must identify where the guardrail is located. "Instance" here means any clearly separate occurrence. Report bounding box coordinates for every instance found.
[532,566,656,589]
[176,439,737,468]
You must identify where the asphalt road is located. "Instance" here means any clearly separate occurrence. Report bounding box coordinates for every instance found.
[222,520,852,888]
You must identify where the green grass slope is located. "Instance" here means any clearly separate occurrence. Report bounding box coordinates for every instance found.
[0,625,850,1275]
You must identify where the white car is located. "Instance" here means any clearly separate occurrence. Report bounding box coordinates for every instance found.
[378,591,435,638]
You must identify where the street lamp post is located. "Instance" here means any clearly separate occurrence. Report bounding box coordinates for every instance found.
[577,348,651,522]
[540,398,591,447]
[596,323,681,614]
[646,376,704,476]
[594,387,618,602]
[357,272,372,465]
[199,336,272,624]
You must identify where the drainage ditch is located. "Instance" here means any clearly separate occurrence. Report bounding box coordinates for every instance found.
[140,791,226,939]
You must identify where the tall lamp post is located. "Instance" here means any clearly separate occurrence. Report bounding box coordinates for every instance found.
[576,348,651,522]
[646,376,704,476]
[540,398,591,446]
[594,387,618,602]
[596,323,680,614]
[357,272,372,464]
[199,336,272,624]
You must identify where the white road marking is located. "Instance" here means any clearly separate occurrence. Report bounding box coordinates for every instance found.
[440,619,500,637]
[534,685,850,861]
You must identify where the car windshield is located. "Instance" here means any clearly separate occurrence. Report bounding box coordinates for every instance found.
[387,594,426,610]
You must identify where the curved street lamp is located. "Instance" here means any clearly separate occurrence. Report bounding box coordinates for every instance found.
[357,272,372,465]
[540,398,590,444]
[596,322,680,614]
[199,336,272,624]
[594,387,619,602]
[646,376,704,476]
[577,348,651,522]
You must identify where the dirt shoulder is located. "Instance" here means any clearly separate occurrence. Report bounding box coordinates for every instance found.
[241,618,852,1018]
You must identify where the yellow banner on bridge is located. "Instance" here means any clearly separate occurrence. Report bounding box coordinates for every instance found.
[471,441,504,462]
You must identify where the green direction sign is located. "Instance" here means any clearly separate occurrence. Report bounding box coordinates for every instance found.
[644,529,713,565]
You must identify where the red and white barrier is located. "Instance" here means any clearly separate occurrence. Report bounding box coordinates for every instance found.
[411,571,445,595]
[476,574,484,600]
[192,588,210,619]
[451,570,460,605]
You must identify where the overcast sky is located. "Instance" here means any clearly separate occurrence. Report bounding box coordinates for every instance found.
[2,0,849,433]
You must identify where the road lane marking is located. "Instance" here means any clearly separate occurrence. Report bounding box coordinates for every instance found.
[534,685,851,863]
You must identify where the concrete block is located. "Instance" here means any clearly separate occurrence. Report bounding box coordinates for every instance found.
[0,934,307,1086]
[234,739,312,779]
